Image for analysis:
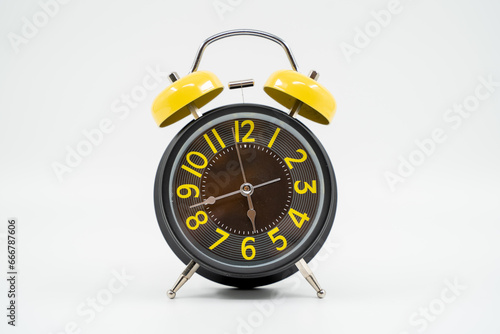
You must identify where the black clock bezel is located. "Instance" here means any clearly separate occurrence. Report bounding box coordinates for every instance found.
[154,103,337,288]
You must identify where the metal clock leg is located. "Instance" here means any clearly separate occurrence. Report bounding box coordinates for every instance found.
[295,258,326,299]
[167,260,200,299]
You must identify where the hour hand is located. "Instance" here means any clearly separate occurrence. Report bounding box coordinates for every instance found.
[246,196,257,233]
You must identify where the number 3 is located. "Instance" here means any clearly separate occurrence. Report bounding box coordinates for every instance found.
[294,180,317,194]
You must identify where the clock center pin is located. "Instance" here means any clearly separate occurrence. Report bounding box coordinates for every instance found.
[240,182,254,196]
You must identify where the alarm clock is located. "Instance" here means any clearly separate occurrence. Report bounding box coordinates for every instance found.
[151,30,337,299]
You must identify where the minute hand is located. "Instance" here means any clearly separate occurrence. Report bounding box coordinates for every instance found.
[189,178,281,208]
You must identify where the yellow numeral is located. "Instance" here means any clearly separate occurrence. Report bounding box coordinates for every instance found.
[186,151,207,168]
[267,128,280,148]
[284,149,307,169]
[186,211,208,230]
[176,184,200,198]
[209,228,229,250]
[241,237,256,260]
[294,180,317,194]
[288,208,310,228]
[182,151,208,178]
[235,120,255,142]
[204,129,226,153]
[268,227,287,251]
[181,165,201,178]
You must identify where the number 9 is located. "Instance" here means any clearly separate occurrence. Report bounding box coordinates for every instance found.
[177,184,200,198]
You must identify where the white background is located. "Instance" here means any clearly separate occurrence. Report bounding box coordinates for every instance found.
[1,0,499,333]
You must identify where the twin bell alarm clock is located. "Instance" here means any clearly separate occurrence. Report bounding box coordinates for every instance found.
[151,30,337,299]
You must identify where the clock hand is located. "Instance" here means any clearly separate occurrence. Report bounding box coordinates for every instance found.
[232,127,248,184]
[232,127,257,232]
[189,178,281,208]
[189,191,239,208]
[246,195,257,233]
[253,177,281,189]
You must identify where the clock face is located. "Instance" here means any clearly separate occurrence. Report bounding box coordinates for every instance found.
[155,104,336,283]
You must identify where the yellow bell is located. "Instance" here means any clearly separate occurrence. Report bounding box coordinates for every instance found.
[152,71,223,127]
[264,70,336,125]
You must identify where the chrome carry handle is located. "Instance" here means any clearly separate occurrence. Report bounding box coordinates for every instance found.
[189,29,299,73]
